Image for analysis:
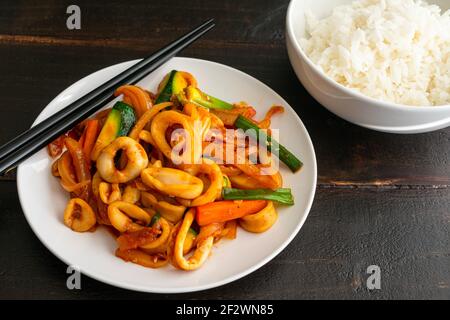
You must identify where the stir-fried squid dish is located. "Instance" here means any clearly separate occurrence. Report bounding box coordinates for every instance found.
[48,70,303,271]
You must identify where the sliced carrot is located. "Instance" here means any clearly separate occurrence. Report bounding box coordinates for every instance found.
[81,119,99,161]
[196,200,267,226]
[78,130,86,148]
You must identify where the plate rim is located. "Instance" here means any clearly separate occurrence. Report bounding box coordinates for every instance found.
[17,57,317,293]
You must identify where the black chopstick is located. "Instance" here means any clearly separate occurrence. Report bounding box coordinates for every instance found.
[0,18,214,162]
[0,19,214,160]
[0,19,215,174]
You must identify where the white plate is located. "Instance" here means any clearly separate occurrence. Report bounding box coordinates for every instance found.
[17,57,317,293]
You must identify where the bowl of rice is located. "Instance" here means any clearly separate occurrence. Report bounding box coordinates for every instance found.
[286,0,450,133]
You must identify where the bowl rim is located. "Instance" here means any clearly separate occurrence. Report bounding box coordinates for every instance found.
[286,0,450,112]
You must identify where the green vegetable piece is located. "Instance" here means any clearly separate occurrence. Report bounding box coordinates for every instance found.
[179,86,234,110]
[150,213,161,226]
[94,101,136,155]
[114,101,137,136]
[155,70,193,104]
[222,188,295,206]
[188,228,198,236]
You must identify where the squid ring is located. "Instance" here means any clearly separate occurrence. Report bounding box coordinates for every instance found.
[108,201,151,233]
[239,201,278,233]
[141,167,203,200]
[219,165,242,177]
[183,103,212,140]
[64,198,97,232]
[151,110,202,164]
[122,185,141,204]
[114,85,152,119]
[140,217,171,250]
[128,102,173,141]
[97,137,148,184]
[174,209,213,271]
[138,130,156,148]
[60,179,91,193]
[151,160,163,168]
[99,182,122,204]
[91,172,103,199]
[141,191,186,223]
[187,159,224,207]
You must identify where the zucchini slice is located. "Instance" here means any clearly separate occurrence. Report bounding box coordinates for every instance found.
[91,101,136,160]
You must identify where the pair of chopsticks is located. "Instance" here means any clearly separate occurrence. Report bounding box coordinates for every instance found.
[0,19,215,175]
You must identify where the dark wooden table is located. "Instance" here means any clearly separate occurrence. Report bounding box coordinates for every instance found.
[0,0,449,300]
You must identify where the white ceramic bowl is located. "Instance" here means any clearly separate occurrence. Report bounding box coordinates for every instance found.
[286,0,450,134]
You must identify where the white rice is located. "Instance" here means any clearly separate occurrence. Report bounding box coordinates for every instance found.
[300,0,450,106]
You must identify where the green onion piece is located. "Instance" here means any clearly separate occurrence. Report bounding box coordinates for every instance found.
[150,213,161,226]
[234,115,303,172]
[192,93,234,110]
[155,70,177,104]
[222,188,295,206]
[188,228,198,236]
[178,86,234,110]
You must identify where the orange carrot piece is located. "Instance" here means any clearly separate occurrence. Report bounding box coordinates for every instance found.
[82,119,99,161]
[78,131,86,147]
[196,200,267,226]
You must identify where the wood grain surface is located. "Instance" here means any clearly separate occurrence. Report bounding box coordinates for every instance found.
[0,0,449,299]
